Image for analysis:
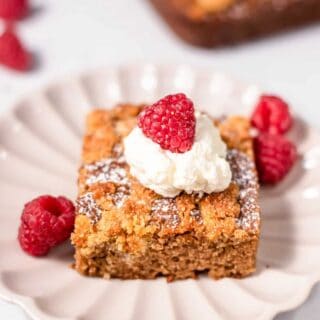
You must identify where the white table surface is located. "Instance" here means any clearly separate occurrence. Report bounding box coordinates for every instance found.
[0,0,319,319]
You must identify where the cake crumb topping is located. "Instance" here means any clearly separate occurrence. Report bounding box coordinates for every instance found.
[112,143,124,158]
[227,149,260,231]
[81,143,131,213]
[76,193,102,224]
[190,208,202,223]
[85,159,128,186]
[151,198,180,229]
[109,185,130,208]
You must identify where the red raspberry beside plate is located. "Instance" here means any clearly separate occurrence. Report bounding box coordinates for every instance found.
[18,195,75,256]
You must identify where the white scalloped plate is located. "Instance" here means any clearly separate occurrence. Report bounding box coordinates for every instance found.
[0,64,320,320]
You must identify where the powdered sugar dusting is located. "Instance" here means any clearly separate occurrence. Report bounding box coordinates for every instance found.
[85,159,128,186]
[78,146,259,228]
[227,149,260,231]
[81,144,130,212]
[190,208,202,223]
[151,198,180,229]
[76,193,102,224]
[109,185,130,208]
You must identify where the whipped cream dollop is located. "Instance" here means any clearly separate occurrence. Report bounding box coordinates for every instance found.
[124,112,232,197]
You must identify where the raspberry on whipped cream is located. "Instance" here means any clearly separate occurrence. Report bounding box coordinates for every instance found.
[138,93,196,153]
[124,99,232,197]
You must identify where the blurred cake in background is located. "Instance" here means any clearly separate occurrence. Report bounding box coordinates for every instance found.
[149,0,320,47]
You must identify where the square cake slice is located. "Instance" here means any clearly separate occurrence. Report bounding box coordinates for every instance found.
[72,104,260,280]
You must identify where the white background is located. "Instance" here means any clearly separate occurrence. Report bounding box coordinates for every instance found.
[0,0,319,319]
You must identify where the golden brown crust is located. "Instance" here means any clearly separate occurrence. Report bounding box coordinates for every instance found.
[218,116,254,158]
[72,104,260,281]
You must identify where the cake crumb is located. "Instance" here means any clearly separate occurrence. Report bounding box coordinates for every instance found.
[76,193,102,224]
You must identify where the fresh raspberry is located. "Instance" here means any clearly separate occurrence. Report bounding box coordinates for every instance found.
[18,196,75,256]
[254,133,297,184]
[0,0,28,20]
[251,95,293,135]
[138,93,196,153]
[0,28,31,71]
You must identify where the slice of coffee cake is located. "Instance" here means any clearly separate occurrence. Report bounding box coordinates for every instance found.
[72,103,260,280]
